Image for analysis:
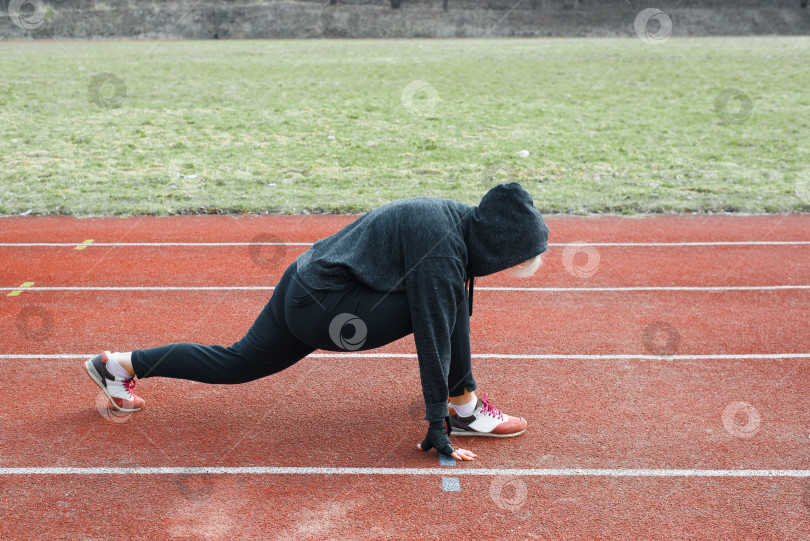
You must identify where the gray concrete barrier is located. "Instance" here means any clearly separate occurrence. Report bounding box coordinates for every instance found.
[1,0,808,39]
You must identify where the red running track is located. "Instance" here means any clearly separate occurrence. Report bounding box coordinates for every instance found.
[1,215,809,540]
[2,243,810,288]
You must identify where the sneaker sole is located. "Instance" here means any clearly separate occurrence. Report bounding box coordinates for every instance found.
[84,357,142,413]
[450,427,527,438]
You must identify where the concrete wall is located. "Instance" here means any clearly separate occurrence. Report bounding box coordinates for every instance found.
[1,0,808,39]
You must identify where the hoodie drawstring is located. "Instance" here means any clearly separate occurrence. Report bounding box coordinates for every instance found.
[466,277,475,316]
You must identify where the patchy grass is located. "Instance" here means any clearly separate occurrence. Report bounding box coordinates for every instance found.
[1,37,808,215]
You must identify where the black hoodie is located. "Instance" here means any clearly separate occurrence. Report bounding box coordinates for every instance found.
[295,183,549,421]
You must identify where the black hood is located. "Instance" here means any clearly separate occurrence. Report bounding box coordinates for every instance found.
[465,182,549,278]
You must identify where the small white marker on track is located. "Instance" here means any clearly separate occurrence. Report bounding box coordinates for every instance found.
[442,477,461,491]
[439,439,459,491]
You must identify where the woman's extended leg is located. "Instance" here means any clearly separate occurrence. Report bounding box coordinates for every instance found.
[86,263,315,411]
[131,263,314,383]
[130,306,314,384]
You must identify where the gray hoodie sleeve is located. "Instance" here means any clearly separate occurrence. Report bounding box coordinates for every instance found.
[403,255,468,422]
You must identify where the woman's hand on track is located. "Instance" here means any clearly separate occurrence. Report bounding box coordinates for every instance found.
[416,442,477,461]
[417,417,477,461]
[450,447,477,461]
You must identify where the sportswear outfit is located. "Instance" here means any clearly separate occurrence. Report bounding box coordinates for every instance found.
[125,183,549,452]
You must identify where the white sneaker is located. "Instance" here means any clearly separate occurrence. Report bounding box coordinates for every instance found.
[449,393,527,437]
[85,351,145,412]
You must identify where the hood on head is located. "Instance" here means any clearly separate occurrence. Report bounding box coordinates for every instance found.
[465,182,549,277]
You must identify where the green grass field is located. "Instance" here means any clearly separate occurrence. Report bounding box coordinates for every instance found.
[1,37,808,215]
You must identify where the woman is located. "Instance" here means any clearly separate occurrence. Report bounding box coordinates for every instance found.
[85,182,549,461]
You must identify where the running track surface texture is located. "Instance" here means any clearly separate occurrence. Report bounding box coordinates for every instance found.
[1,214,809,540]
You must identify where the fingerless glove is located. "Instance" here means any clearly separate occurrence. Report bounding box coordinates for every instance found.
[419,416,456,457]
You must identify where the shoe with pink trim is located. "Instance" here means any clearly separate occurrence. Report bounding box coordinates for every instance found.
[84,351,145,412]
[449,393,527,437]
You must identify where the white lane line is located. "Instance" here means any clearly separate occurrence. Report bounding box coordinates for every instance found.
[0,243,312,247]
[0,286,277,291]
[2,285,810,292]
[556,242,810,247]
[479,286,810,292]
[1,241,809,247]
[2,353,809,361]
[1,467,809,477]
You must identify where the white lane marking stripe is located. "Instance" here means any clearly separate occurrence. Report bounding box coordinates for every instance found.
[554,242,810,246]
[0,241,809,247]
[2,353,809,360]
[0,467,808,477]
[2,285,810,292]
[481,286,810,292]
[0,286,278,291]
[0,243,312,247]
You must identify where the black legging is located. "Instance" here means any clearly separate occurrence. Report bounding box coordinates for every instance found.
[131,261,477,398]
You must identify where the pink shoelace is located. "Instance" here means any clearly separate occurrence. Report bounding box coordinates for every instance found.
[480,393,504,421]
[122,377,136,396]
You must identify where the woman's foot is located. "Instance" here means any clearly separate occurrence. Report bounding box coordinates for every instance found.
[85,351,145,412]
[448,393,527,437]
